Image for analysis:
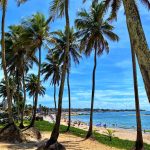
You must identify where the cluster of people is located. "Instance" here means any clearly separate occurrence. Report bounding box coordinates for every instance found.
[96,123,107,128]
[96,123,119,128]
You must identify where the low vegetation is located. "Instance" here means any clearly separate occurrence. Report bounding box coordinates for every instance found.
[103,129,116,141]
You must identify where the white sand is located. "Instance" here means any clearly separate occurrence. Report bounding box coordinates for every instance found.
[0,132,119,150]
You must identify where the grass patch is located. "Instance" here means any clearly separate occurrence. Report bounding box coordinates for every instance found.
[0,120,150,150]
[34,121,150,150]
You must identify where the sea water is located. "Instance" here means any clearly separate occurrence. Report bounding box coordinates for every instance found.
[71,111,150,130]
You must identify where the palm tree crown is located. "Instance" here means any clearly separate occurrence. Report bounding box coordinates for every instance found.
[0,77,16,99]
[49,27,81,69]
[22,12,49,51]
[41,54,61,86]
[4,25,37,76]
[26,74,45,97]
[104,0,150,19]
[75,2,119,55]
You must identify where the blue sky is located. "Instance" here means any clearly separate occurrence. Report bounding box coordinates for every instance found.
[0,0,150,110]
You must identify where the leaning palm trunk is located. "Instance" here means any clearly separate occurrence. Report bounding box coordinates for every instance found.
[131,47,143,149]
[66,70,71,131]
[19,71,26,128]
[1,0,13,124]
[45,61,67,147]
[86,48,97,138]
[123,0,150,103]
[45,0,70,148]
[29,46,41,127]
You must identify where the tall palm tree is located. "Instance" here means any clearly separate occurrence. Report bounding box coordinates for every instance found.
[47,28,81,131]
[4,25,37,128]
[101,0,150,149]
[75,2,119,138]
[103,0,150,104]
[0,0,28,125]
[22,12,49,127]
[131,45,143,149]
[26,74,45,126]
[41,54,61,111]
[45,0,70,148]
[4,26,25,123]
[0,0,13,124]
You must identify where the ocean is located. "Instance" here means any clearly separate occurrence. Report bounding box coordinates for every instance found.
[71,111,150,130]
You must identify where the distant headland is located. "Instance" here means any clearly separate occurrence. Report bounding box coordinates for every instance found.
[49,108,146,112]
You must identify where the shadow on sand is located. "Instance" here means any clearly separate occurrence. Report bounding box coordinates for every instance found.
[0,138,88,150]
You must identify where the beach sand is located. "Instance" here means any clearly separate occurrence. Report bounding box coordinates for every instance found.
[0,132,119,150]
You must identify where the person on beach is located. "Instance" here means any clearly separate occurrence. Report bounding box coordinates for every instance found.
[104,124,107,128]
[78,121,81,127]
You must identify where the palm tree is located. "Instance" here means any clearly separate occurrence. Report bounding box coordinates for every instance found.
[0,77,16,106]
[131,45,144,149]
[41,54,61,111]
[101,1,150,149]
[26,74,45,126]
[4,25,25,123]
[0,0,28,125]
[47,28,81,131]
[0,0,13,124]
[75,2,119,138]
[44,0,70,148]
[4,25,37,128]
[0,77,22,118]
[102,0,150,105]
[22,12,49,127]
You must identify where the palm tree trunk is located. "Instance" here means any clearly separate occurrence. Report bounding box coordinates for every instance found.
[32,95,35,116]
[45,59,67,147]
[131,47,143,149]
[29,46,41,127]
[66,70,71,132]
[122,0,150,103]
[1,0,13,124]
[16,70,20,123]
[86,48,97,139]
[30,94,38,127]
[45,0,70,147]
[54,84,57,111]
[19,71,26,128]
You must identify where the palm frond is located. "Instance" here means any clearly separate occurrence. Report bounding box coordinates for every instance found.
[16,0,28,6]
[140,0,150,9]
[50,0,65,19]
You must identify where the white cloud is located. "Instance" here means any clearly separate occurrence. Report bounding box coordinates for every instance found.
[115,60,131,69]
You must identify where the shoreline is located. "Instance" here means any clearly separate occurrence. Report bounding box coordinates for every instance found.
[62,114,150,131]
[61,111,150,131]
[45,112,150,131]
[60,117,150,144]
